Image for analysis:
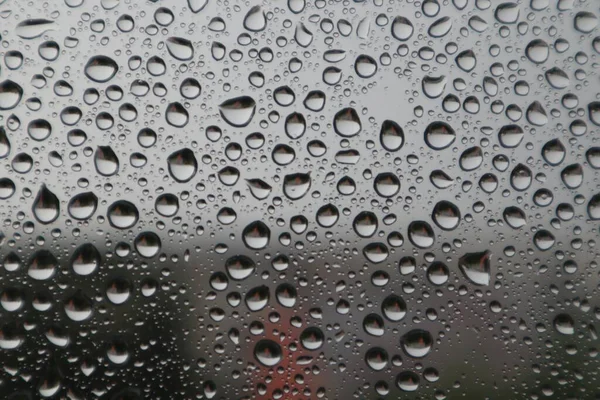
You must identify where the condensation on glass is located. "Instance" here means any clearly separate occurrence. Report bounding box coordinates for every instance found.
[0,0,599,398]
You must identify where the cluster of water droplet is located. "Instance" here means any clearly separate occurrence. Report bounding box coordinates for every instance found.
[0,0,599,398]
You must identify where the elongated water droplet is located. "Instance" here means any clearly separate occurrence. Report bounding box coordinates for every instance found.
[33,185,60,224]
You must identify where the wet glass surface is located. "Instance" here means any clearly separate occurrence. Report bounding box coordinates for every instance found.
[0,0,599,398]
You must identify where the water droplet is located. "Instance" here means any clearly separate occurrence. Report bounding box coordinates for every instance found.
[242,221,270,250]
[166,37,194,61]
[32,185,60,224]
[391,16,414,41]
[408,221,435,248]
[424,121,456,150]
[300,327,324,350]
[165,102,189,127]
[226,255,256,280]
[401,329,433,358]
[0,80,23,110]
[495,2,520,24]
[553,314,575,335]
[422,75,447,99]
[95,146,120,176]
[167,148,197,183]
[355,54,378,78]
[64,291,93,321]
[134,232,161,258]
[84,55,118,83]
[188,0,208,12]
[316,204,339,227]
[396,371,420,392]
[28,250,58,281]
[459,146,483,171]
[107,200,139,229]
[374,173,400,197]
[254,339,282,367]
[15,19,56,39]
[295,23,313,47]
[71,243,100,276]
[244,6,267,32]
[459,250,492,286]
[382,294,407,321]
[283,173,311,200]
[429,16,452,37]
[245,285,270,312]
[219,96,256,127]
[432,200,461,230]
[68,192,98,220]
[363,242,389,263]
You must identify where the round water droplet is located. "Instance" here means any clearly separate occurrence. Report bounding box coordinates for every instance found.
[219,96,256,127]
[68,192,98,220]
[382,294,407,321]
[167,148,197,183]
[363,313,385,336]
[107,200,139,229]
[401,329,433,358]
[64,291,93,321]
[334,108,361,137]
[391,16,414,41]
[408,221,435,248]
[300,327,324,350]
[374,173,400,197]
[424,121,455,150]
[283,173,311,200]
[254,339,282,367]
[355,54,378,78]
[84,55,118,82]
[134,232,161,258]
[554,313,575,335]
[242,221,270,250]
[71,243,101,276]
[432,200,461,230]
[0,80,23,110]
[28,250,58,281]
[226,255,256,280]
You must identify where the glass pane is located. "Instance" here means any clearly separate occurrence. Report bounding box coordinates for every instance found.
[0,0,599,398]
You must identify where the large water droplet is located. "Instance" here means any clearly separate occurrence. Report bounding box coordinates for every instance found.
[166,37,194,61]
[458,250,492,286]
[16,19,56,39]
[432,200,461,230]
[408,221,435,248]
[219,96,256,127]
[0,80,23,110]
[254,339,282,367]
[283,173,311,200]
[165,102,189,127]
[68,192,98,220]
[28,250,58,281]
[84,55,118,83]
[244,6,267,31]
[167,148,197,183]
[242,221,270,250]
[391,16,414,41]
[424,121,456,150]
[401,329,433,358]
[32,185,60,224]
[107,200,139,229]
